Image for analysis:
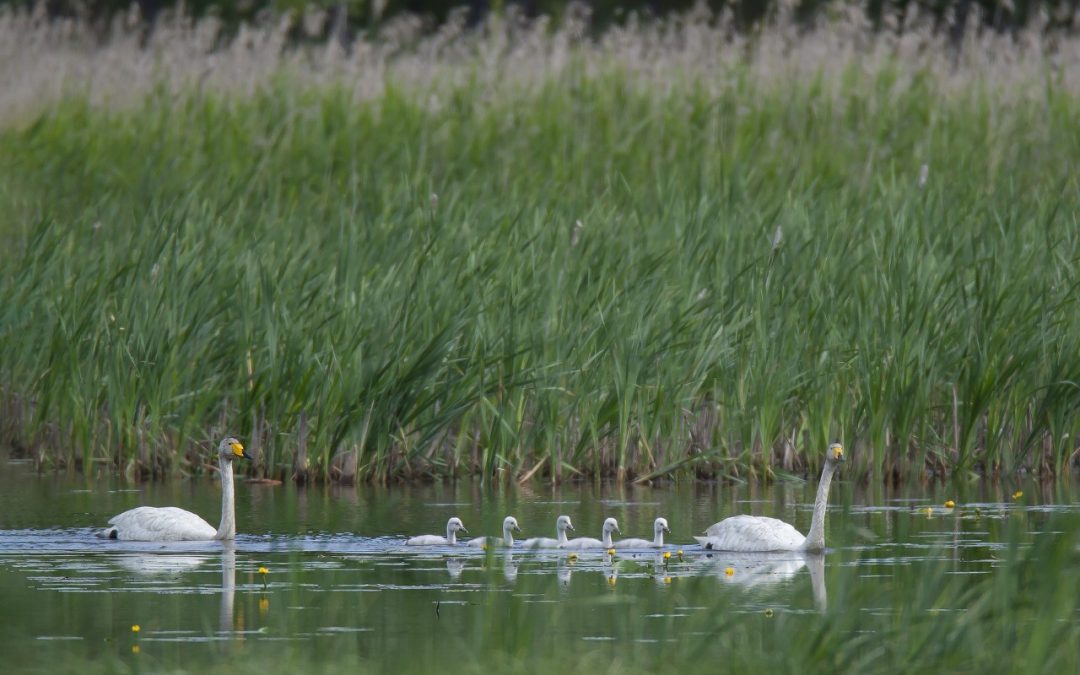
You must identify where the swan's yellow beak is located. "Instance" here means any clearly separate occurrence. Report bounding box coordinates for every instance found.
[231,441,252,460]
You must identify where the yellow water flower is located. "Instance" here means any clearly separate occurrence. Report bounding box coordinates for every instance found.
[607,548,616,555]
[607,575,617,586]
[663,577,672,584]
[944,500,956,508]
[676,550,684,557]
[764,608,774,618]
[1012,491,1023,500]
[662,551,671,560]
[568,553,578,561]
[725,567,734,576]
[131,625,140,633]
[258,566,269,575]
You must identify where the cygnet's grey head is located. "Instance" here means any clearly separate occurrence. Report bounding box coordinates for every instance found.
[603,517,620,534]
[557,515,574,531]
[655,517,670,533]
[448,517,467,533]
[504,516,520,532]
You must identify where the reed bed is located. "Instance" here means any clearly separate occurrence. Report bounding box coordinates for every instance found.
[1,5,1079,483]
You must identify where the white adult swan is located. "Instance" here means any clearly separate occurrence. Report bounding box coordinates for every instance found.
[560,517,620,550]
[695,443,844,552]
[466,516,521,548]
[521,515,574,549]
[100,437,251,541]
[614,517,670,549]
[406,517,467,546]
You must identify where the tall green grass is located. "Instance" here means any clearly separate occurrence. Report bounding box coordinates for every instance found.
[1,15,1080,483]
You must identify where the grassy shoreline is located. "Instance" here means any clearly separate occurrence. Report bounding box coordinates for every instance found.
[2,10,1079,483]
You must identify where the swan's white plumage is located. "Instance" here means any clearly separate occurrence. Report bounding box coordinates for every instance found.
[100,437,249,542]
[615,517,670,549]
[696,443,844,553]
[466,516,520,548]
[522,515,574,549]
[106,507,218,542]
[560,517,619,550]
[407,517,467,546]
[693,515,805,551]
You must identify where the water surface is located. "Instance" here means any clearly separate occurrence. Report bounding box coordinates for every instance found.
[2,457,1079,673]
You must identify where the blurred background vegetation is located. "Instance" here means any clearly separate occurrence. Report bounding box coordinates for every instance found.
[4,0,1079,37]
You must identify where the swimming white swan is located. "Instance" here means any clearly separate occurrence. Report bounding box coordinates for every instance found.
[466,516,521,548]
[100,437,251,541]
[614,517,670,549]
[560,517,620,550]
[406,517,467,546]
[695,443,844,552]
[521,515,574,548]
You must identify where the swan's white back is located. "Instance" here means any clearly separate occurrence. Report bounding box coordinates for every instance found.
[106,507,217,542]
[407,534,453,546]
[694,515,805,551]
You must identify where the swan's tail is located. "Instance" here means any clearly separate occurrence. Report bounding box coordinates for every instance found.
[97,527,119,539]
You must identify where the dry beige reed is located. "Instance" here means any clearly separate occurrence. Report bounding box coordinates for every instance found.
[2,3,1079,126]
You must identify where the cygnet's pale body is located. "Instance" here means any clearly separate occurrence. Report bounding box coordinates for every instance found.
[521,515,574,549]
[466,516,521,548]
[560,517,620,550]
[614,517,670,549]
[407,517,467,546]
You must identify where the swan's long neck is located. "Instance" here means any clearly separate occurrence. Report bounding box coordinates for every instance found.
[502,522,514,546]
[557,524,568,545]
[653,524,665,547]
[446,524,457,545]
[803,461,837,552]
[214,458,237,540]
[602,527,614,548]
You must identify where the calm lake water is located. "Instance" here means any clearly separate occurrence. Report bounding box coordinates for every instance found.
[2,454,1080,673]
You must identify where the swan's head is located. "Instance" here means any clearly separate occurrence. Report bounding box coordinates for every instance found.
[218,437,252,461]
[504,516,521,532]
[557,515,574,532]
[447,517,467,534]
[655,517,670,533]
[827,442,845,464]
[603,517,621,534]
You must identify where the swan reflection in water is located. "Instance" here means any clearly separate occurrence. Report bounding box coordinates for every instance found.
[696,551,827,611]
[446,557,466,581]
[221,544,236,632]
[502,553,518,584]
[111,553,210,576]
[108,545,245,634]
[556,555,573,587]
